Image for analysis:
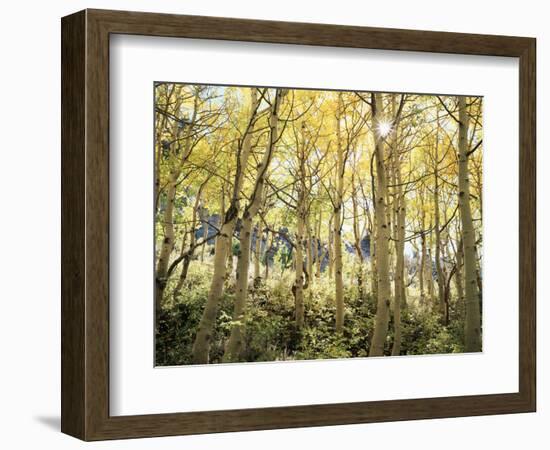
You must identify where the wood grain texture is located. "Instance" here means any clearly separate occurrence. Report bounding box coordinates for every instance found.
[61,10,86,439]
[61,8,537,441]
[518,38,536,409]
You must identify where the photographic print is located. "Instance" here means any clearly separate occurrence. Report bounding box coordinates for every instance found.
[154,83,483,366]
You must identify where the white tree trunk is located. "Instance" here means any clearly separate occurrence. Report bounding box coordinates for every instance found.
[192,90,260,363]
[224,89,284,362]
[369,93,392,357]
[458,96,482,352]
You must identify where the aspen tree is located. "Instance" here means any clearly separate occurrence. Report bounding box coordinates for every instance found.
[433,114,447,319]
[458,96,482,352]
[454,234,465,316]
[369,93,392,357]
[192,89,261,364]
[334,93,345,333]
[253,221,262,283]
[224,89,284,361]
[294,124,307,328]
[155,89,199,318]
[391,96,406,356]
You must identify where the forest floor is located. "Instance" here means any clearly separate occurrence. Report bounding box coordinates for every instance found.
[156,260,467,366]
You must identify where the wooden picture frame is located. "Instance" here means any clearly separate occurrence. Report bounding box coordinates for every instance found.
[61,8,536,441]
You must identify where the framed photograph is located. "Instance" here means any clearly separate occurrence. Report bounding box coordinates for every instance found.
[61,9,536,440]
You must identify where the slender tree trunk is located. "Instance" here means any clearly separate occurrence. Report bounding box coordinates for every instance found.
[334,94,345,333]
[333,204,344,332]
[192,215,236,363]
[200,210,208,262]
[454,235,465,318]
[433,120,447,320]
[427,231,435,304]
[225,238,234,282]
[365,205,377,304]
[418,211,426,304]
[369,93,392,357]
[155,90,199,320]
[172,232,189,300]
[441,209,450,321]
[294,126,308,328]
[392,222,404,355]
[352,191,363,260]
[391,98,405,356]
[172,182,206,299]
[328,214,334,279]
[294,204,306,328]
[224,217,254,362]
[366,150,378,305]
[306,217,314,288]
[264,232,272,280]
[154,84,174,215]
[370,226,377,304]
[418,193,427,304]
[224,89,284,362]
[351,174,365,301]
[316,211,323,279]
[458,96,482,352]
[192,90,260,364]
[253,222,262,284]
[155,172,178,318]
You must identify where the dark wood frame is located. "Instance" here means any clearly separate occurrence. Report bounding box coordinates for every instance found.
[61,8,536,441]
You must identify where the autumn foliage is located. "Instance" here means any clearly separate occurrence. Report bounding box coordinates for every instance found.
[154,83,483,365]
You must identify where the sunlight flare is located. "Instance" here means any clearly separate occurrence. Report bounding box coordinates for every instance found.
[377,119,393,137]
